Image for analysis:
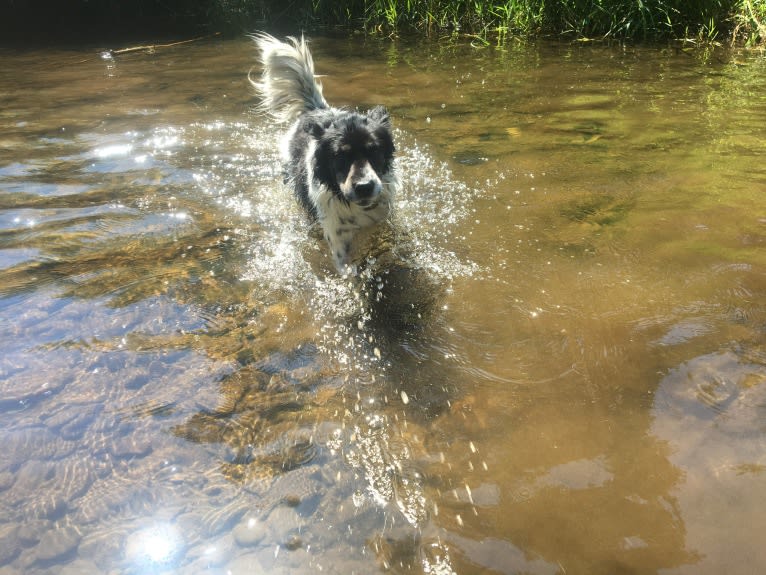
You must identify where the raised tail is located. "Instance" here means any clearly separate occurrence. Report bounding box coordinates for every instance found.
[250,33,328,123]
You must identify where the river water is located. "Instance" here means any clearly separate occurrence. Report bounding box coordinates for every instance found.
[1,36,765,574]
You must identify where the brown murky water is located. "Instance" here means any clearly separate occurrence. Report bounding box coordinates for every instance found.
[1,36,765,574]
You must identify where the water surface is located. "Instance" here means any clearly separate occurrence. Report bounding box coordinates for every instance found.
[1,37,765,574]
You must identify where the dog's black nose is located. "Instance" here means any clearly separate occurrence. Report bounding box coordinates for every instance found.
[354,180,378,199]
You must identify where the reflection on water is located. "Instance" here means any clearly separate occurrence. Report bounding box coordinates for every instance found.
[1,37,766,574]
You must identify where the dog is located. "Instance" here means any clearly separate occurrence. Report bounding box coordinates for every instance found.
[250,34,398,275]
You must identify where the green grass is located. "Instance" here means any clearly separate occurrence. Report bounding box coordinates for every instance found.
[3,0,763,45]
[732,0,766,44]
[267,0,766,45]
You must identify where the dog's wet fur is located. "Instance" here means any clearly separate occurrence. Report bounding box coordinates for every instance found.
[251,34,398,274]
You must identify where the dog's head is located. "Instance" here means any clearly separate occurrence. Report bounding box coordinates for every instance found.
[312,106,395,206]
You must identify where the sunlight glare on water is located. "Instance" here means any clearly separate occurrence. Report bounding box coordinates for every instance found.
[124,523,185,571]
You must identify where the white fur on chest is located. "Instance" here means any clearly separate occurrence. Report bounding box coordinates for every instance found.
[311,179,395,273]
[288,132,398,274]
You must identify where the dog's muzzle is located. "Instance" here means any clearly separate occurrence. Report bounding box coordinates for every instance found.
[342,161,382,205]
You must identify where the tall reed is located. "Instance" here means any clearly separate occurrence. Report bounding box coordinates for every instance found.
[207,0,766,45]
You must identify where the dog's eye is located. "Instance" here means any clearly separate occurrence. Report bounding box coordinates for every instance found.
[338,148,353,163]
[366,144,384,166]
[337,144,354,162]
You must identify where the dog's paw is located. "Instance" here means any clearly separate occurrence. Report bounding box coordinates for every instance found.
[325,229,357,276]
[339,263,358,278]
[334,254,357,277]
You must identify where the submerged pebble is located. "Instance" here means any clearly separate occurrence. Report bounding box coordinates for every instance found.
[0,523,21,565]
[77,529,123,572]
[233,516,269,547]
[267,506,307,546]
[225,551,267,574]
[189,532,237,568]
[0,471,14,491]
[58,558,101,574]
[34,525,81,564]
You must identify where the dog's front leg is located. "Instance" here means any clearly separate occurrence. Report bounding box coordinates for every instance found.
[322,224,357,276]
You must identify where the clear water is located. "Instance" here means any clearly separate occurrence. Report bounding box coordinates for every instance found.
[1,37,765,574]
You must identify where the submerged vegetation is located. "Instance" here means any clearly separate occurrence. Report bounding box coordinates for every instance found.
[1,0,765,45]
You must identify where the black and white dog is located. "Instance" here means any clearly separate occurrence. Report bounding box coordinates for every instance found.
[251,34,398,275]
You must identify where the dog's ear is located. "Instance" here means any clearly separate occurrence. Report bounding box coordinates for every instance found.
[308,120,325,139]
[307,117,333,139]
[368,105,391,127]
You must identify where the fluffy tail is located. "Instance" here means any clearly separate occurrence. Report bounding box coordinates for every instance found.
[250,33,328,123]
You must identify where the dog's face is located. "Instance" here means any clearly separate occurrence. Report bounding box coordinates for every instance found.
[313,106,394,206]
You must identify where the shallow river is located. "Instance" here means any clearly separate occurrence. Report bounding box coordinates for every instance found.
[1,35,765,575]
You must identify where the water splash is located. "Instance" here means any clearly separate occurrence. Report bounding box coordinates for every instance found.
[394,130,480,281]
[226,124,480,367]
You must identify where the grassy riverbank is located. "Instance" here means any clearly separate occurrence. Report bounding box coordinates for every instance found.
[310,0,766,45]
[2,0,765,45]
[214,0,766,46]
